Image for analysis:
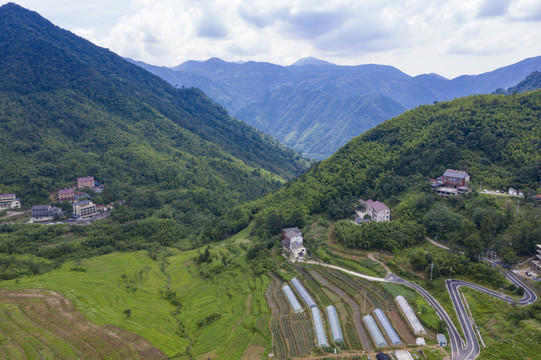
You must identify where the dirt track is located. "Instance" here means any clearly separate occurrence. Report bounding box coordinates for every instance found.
[0,289,166,359]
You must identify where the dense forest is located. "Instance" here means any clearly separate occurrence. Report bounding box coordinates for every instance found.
[214,90,541,274]
[0,3,307,235]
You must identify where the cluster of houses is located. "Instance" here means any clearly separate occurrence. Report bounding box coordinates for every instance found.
[30,176,110,221]
[0,193,21,209]
[57,176,104,202]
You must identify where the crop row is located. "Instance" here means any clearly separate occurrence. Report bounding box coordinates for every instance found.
[270,318,287,360]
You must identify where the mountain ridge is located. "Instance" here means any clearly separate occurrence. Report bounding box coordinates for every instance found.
[131,55,541,159]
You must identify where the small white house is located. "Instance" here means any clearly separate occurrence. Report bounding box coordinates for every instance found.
[509,188,518,196]
[437,334,447,347]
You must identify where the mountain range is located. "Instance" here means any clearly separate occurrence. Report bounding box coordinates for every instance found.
[131,56,541,159]
[0,3,306,235]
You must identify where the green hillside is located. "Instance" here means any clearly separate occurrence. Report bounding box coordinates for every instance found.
[0,3,306,231]
[218,91,541,268]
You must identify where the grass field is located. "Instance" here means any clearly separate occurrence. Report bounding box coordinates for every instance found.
[0,236,271,359]
[462,287,541,360]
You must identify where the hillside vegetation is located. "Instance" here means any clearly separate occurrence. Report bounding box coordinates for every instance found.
[0,3,306,227]
[215,91,541,276]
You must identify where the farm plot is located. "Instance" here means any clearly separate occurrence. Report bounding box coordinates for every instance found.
[310,269,372,352]
[265,272,314,359]
[309,266,418,351]
[0,289,166,359]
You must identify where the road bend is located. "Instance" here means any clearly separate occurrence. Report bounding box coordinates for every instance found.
[307,261,537,360]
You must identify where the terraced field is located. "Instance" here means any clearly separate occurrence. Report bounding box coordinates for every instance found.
[0,289,165,359]
[0,238,272,360]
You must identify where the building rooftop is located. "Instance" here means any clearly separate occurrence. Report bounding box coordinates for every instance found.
[73,200,92,206]
[443,169,469,179]
[78,176,94,182]
[0,194,16,199]
[58,188,74,194]
[367,199,389,212]
[32,205,51,210]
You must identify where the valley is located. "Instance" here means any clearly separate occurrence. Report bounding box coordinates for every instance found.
[1,3,541,360]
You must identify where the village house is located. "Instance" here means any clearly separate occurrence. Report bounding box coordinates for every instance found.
[0,194,21,209]
[282,227,307,259]
[359,199,390,222]
[431,169,470,197]
[73,200,97,219]
[58,188,75,202]
[31,205,63,220]
[77,176,95,190]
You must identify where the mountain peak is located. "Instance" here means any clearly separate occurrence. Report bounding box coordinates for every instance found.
[291,57,334,66]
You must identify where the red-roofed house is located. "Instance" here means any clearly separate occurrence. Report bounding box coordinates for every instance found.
[77,177,95,190]
[363,199,390,222]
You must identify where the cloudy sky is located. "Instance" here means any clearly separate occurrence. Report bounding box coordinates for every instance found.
[3,0,541,78]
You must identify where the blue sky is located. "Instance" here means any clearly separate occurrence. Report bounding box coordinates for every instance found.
[3,0,541,78]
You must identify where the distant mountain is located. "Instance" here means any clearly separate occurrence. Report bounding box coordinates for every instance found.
[291,57,334,66]
[0,3,307,233]
[494,71,541,94]
[131,56,541,159]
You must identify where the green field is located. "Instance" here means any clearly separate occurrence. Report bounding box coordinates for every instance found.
[0,238,271,359]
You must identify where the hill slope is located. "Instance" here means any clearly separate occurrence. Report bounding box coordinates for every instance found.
[132,56,541,159]
[0,3,306,231]
[219,90,541,242]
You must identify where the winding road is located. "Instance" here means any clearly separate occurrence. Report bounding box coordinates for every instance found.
[307,260,537,360]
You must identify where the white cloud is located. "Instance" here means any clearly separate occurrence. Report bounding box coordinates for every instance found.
[2,0,541,77]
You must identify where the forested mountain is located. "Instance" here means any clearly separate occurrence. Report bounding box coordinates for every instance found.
[0,3,307,233]
[495,71,541,95]
[131,56,541,159]
[215,91,541,261]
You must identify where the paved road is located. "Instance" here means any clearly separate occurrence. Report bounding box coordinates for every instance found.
[388,267,537,360]
[308,261,537,360]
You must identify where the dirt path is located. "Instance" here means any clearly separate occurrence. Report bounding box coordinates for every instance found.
[0,210,30,219]
[0,289,166,359]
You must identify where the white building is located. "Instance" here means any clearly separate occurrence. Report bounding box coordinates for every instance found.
[282,227,307,259]
[509,188,518,196]
[73,200,97,219]
[532,244,541,272]
[361,199,390,222]
[0,194,21,209]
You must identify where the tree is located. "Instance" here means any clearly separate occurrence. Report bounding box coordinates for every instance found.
[123,308,131,318]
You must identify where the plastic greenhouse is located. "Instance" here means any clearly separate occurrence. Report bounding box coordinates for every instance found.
[363,314,387,347]
[282,285,303,313]
[395,295,426,335]
[374,308,401,346]
[311,307,328,347]
[291,277,316,308]
[326,305,344,342]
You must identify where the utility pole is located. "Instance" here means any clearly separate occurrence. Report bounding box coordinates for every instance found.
[430,263,434,281]
[449,267,452,279]
[479,181,482,193]
[517,200,520,215]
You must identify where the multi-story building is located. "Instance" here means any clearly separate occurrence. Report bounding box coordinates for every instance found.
[58,188,75,202]
[0,194,21,209]
[77,176,95,190]
[363,199,390,222]
[442,169,470,188]
[282,227,306,258]
[31,205,63,220]
[73,200,97,219]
